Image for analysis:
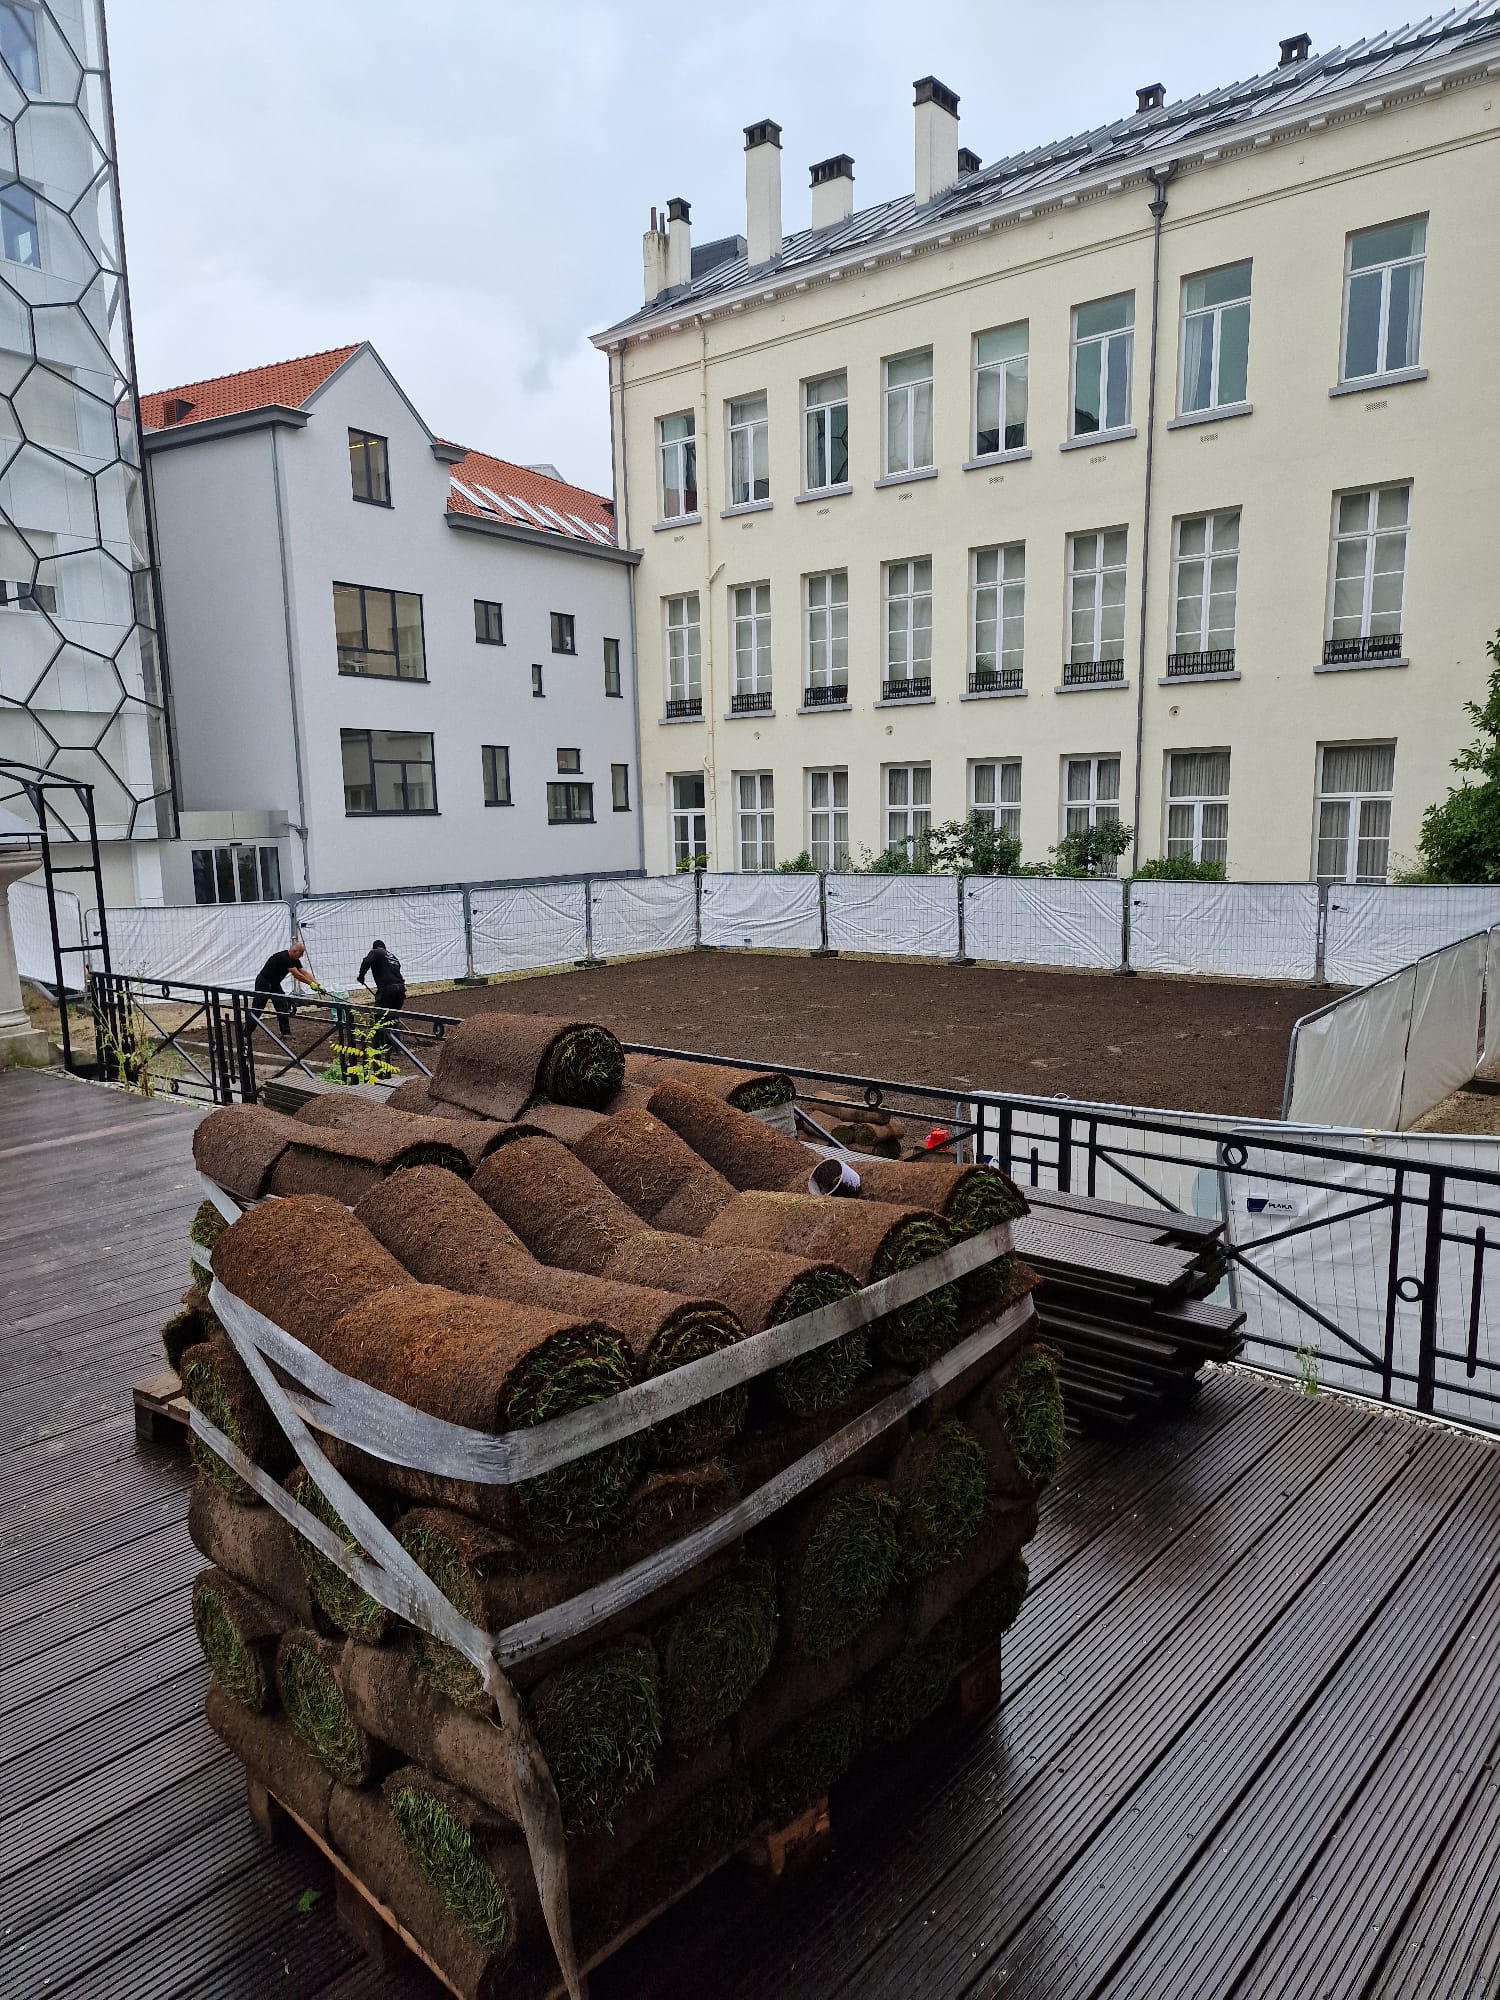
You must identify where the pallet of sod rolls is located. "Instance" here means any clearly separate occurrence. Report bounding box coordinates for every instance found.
[178,1015,1059,1999]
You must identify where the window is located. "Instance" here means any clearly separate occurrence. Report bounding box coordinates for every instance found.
[804,571,848,698]
[665,593,702,713]
[474,599,504,646]
[731,581,772,706]
[884,349,934,476]
[550,612,576,655]
[1067,530,1128,680]
[671,773,708,868]
[737,772,775,871]
[0,576,55,612]
[971,761,1021,839]
[1,181,39,268]
[611,763,631,811]
[807,768,849,871]
[1343,219,1425,382]
[727,393,769,505]
[341,729,436,814]
[1180,263,1251,415]
[333,582,425,679]
[348,429,390,505]
[1327,486,1409,662]
[603,636,622,696]
[803,371,849,491]
[1064,756,1121,838]
[885,765,932,856]
[532,663,544,697]
[884,557,932,696]
[0,3,41,91]
[1071,294,1134,436]
[971,544,1025,690]
[191,844,282,905]
[1165,750,1230,867]
[1170,510,1239,670]
[547,782,594,824]
[1316,743,1395,883]
[557,747,582,774]
[973,323,1028,455]
[482,744,511,806]
[658,411,698,519]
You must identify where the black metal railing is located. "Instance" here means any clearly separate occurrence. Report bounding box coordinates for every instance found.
[1165,648,1236,677]
[1322,633,1403,665]
[1062,658,1126,687]
[730,689,773,713]
[665,696,703,719]
[803,683,849,707]
[968,667,1023,694]
[882,676,932,701]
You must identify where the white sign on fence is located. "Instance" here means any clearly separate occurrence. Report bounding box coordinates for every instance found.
[8,880,85,987]
[91,902,293,989]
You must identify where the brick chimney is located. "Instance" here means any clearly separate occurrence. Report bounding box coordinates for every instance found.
[913,76,959,204]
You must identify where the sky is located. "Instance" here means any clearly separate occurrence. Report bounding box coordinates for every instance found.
[110,1,1409,497]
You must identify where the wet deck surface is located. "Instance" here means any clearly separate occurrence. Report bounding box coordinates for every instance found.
[3,1068,1499,2000]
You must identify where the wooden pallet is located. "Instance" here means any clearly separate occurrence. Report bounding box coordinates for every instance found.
[132,1366,190,1444]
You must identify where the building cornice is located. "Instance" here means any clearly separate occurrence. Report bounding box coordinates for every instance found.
[141,406,308,451]
[444,509,641,565]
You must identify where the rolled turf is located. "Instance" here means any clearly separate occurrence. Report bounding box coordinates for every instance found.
[863,1616,960,1746]
[584,1769,757,1947]
[161,1287,206,1368]
[999,1344,1067,1489]
[276,1629,378,1784]
[960,1552,1030,1657]
[622,1461,738,1545]
[572,1108,736,1236]
[188,1199,227,1293]
[206,1683,334,1841]
[187,1481,317,1625]
[905,1497,1038,1641]
[430,1012,625,1122]
[385,1767,537,1958]
[192,1102,306,1200]
[653,1558,779,1745]
[210,1193,414,1346]
[470,1137,650,1276]
[338,1641,522,1823]
[527,1634,661,1835]
[191,1568,283,1710]
[180,1333,291,1502]
[847,1156,1029,1235]
[645,1079,814,1191]
[293,1091,512,1172]
[782,1477,901,1662]
[624,1053,795,1112]
[267,1123,473,1205]
[748,1691,864,1822]
[285,1465,389,1642]
[891,1420,990,1578]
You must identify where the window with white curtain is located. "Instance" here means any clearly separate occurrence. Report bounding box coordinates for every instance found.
[970,760,1021,839]
[1327,486,1409,660]
[1165,750,1230,867]
[884,557,932,686]
[803,371,849,491]
[731,581,772,696]
[1063,755,1121,836]
[658,411,697,519]
[727,392,769,505]
[664,593,701,704]
[1316,743,1395,883]
[670,772,708,869]
[884,349,934,475]
[885,765,932,855]
[1171,511,1239,665]
[973,323,1028,454]
[1071,294,1134,435]
[1067,530,1128,671]
[1180,262,1251,414]
[808,767,849,870]
[972,544,1025,688]
[737,771,775,871]
[1342,218,1425,381]
[804,571,848,694]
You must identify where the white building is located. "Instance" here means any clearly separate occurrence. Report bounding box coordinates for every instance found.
[143,343,642,899]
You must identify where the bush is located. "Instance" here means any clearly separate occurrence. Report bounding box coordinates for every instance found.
[1050,821,1132,878]
[1417,641,1500,882]
[1133,855,1226,881]
[776,850,815,873]
[857,815,1026,877]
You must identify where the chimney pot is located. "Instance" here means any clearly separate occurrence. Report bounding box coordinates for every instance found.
[665,197,692,290]
[1136,82,1165,113]
[1279,32,1311,66]
[957,146,981,176]
[744,119,784,267]
[913,74,960,205]
[809,152,855,229]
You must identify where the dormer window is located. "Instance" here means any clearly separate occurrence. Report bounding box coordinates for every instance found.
[349,429,390,505]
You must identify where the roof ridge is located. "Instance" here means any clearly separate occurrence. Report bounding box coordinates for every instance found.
[140,343,362,408]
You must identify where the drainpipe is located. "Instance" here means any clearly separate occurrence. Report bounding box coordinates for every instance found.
[1129,159,1179,876]
[270,427,311,893]
[698,318,718,871]
[609,346,647,876]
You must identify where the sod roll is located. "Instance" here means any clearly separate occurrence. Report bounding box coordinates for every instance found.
[735,1601,904,1758]
[385,1767,539,1961]
[275,1629,378,1785]
[187,1481,317,1625]
[891,1420,990,1578]
[582,1767,757,1951]
[623,1461,738,1544]
[527,1634,661,1835]
[847,1156,1029,1235]
[624,1053,795,1112]
[654,1558,779,1745]
[748,1690,864,1823]
[782,1477,900,1663]
[210,1193,414,1348]
[863,1616,960,1746]
[286,1465,389,1643]
[188,1199,228,1293]
[192,1103,305,1200]
[961,1552,1031,1657]
[471,1137,650,1276]
[161,1288,206,1369]
[572,1108,736,1234]
[180,1333,291,1503]
[354,1165,532,1292]
[997,1344,1066,1490]
[645,1079,814,1191]
[906,1497,1038,1641]
[521,1102,609,1146]
[338,1642,521,1824]
[430,1012,625,1122]
[267,1124,473,1205]
[206,1683,334,1841]
[191,1568,284,1710]
[294,1092,512,1173]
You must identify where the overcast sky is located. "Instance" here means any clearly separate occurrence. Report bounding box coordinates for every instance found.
[112,1,1402,495]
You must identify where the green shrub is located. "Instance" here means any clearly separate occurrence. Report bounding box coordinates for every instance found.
[1133,855,1226,881]
[1417,641,1500,882]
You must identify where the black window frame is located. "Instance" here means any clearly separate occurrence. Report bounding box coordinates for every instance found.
[474,598,505,646]
[348,429,391,506]
[340,727,439,816]
[190,842,282,905]
[603,636,622,697]
[532,663,544,698]
[482,743,512,807]
[611,763,631,812]
[556,748,582,774]
[547,780,595,824]
[333,581,427,681]
[550,612,576,655]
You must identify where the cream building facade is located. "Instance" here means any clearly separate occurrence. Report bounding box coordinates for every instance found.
[594,12,1500,885]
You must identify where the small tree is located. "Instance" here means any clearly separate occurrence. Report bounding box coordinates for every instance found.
[775,850,815,873]
[1051,820,1132,877]
[926,813,1024,876]
[1133,855,1226,881]
[1417,635,1500,882]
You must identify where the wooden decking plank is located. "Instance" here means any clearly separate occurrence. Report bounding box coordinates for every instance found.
[0,1625,203,1782]
[0,1535,198,1676]
[4,1578,200,1713]
[0,1514,194,1642]
[1364,1748,1500,2000]
[0,1659,206,1818]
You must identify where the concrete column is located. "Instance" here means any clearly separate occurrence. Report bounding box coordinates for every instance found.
[0,851,53,1068]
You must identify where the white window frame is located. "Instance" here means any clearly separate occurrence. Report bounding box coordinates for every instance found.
[1062,755,1122,838]
[883,348,934,477]
[883,557,932,688]
[972,323,1028,456]
[726,391,769,507]
[657,411,697,521]
[804,571,848,696]
[1164,750,1231,867]
[807,767,849,871]
[664,592,701,706]
[971,543,1025,689]
[1178,262,1252,416]
[670,772,708,869]
[1326,484,1410,660]
[1340,217,1426,383]
[1070,294,1134,438]
[884,764,932,856]
[736,770,775,871]
[1315,742,1396,884]
[1066,529,1128,674]
[1170,510,1240,665]
[970,760,1021,840]
[802,371,849,493]
[731,580,772,697]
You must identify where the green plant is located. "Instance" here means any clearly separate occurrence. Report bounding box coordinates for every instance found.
[1417,637,1500,881]
[674,850,709,873]
[927,813,1025,877]
[96,996,157,1095]
[1050,820,1133,878]
[1133,855,1226,881]
[320,1008,400,1087]
[776,849,816,873]
[1295,1341,1320,1399]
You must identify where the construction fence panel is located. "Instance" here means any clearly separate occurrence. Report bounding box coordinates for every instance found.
[9,879,84,987]
[824,873,960,959]
[1128,880,1320,982]
[589,875,697,959]
[699,872,822,951]
[92,901,293,988]
[1284,964,1416,1129]
[1396,931,1487,1127]
[294,892,467,992]
[470,881,588,976]
[963,876,1123,970]
[1324,882,1500,986]
[1486,928,1500,1071]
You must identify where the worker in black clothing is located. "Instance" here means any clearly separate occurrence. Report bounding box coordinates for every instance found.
[249,939,315,1039]
[357,939,406,1012]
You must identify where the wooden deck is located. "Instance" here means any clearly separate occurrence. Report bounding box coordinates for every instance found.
[3,1067,1500,1999]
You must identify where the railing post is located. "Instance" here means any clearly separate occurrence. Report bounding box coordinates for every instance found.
[1415,1167,1445,1414]
[1057,1111,1074,1193]
[1315,883,1329,985]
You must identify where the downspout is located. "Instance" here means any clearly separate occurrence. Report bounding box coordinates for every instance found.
[1129,159,1179,875]
[269,427,312,893]
[698,318,718,870]
[610,346,647,875]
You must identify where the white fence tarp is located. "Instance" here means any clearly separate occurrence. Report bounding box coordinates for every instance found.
[1486,928,1500,1072]
[699,873,822,952]
[589,876,696,959]
[1397,931,1487,1128]
[92,902,293,989]
[295,892,467,992]
[964,876,1122,970]
[825,874,959,959]
[470,882,588,976]
[1325,883,1500,986]
[9,880,84,987]
[1284,963,1416,1129]
[1128,881,1320,981]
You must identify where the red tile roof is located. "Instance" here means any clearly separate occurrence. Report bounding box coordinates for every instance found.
[138,346,360,431]
[446,446,615,547]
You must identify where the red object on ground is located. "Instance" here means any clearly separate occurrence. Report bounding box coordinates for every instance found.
[923,1129,951,1152]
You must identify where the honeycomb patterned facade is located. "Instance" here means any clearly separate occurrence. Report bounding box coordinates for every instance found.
[0,0,172,845]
